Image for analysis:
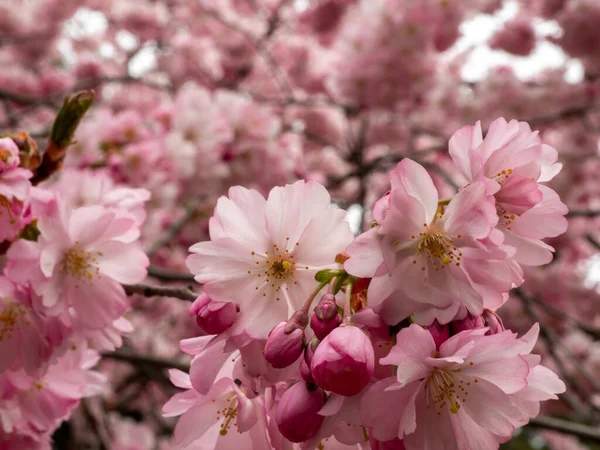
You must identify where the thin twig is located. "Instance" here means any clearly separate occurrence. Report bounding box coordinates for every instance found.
[567,209,600,218]
[528,415,600,441]
[123,283,198,301]
[101,349,189,372]
[527,295,600,340]
[147,266,196,283]
[515,288,598,419]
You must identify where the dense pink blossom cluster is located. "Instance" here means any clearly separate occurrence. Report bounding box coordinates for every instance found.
[1,0,600,449]
[161,120,567,450]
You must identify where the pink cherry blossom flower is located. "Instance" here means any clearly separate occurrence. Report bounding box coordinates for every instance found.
[164,374,271,449]
[7,199,148,329]
[187,180,353,339]
[344,159,506,325]
[449,117,568,266]
[1,343,107,441]
[0,137,32,242]
[0,277,50,375]
[42,168,151,226]
[361,323,562,450]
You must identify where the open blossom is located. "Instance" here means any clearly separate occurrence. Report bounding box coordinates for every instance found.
[0,137,32,241]
[6,199,149,329]
[361,324,564,450]
[187,180,353,339]
[449,117,568,266]
[0,344,107,444]
[0,277,50,375]
[345,158,509,325]
[163,373,270,449]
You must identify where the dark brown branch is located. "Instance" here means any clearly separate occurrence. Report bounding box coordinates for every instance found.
[527,294,600,340]
[123,283,198,301]
[567,209,600,218]
[101,349,189,372]
[528,415,600,441]
[515,288,599,418]
[147,266,195,283]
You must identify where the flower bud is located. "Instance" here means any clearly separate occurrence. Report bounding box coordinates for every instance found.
[264,321,305,369]
[427,320,450,349]
[310,294,341,340]
[311,325,374,396]
[483,310,505,335]
[189,294,237,335]
[451,314,485,334]
[276,382,325,443]
[300,355,314,383]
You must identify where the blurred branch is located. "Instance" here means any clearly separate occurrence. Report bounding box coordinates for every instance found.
[147,266,195,283]
[528,415,600,441]
[123,283,198,301]
[516,288,600,419]
[80,399,111,450]
[102,349,189,372]
[527,294,600,340]
[567,209,600,218]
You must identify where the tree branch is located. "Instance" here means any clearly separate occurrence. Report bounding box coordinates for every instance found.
[147,266,196,283]
[123,283,198,301]
[101,349,189,372]
[528,415,600,441]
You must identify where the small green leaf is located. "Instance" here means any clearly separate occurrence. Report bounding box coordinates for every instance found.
[19,220,41,242]
[49,90,94,150]
[315,269,336,283]
[332,273,348,295]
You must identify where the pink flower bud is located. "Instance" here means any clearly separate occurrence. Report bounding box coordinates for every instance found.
[427,320,450,349]
[370,437,406,450]
[264,321,305,369]
[189,294,237,335]
[310,294,341,339]
[483,310,505,335]
[276,382,325,443]
[451,314,485,334]
[310,325,374,396]
[300,355,314,383]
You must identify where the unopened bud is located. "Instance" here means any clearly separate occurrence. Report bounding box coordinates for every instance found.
[189,294,237,335]
[311,325,374,396]
[300,355,314,383]
[276,382,325,443]
[310,294,341,340]
[451,314,485,334]
[483,310,505,335]
[264,321,305,369]
[427,320,450,349]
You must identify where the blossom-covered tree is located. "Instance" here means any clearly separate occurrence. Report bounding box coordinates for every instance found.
[1,0,600,449]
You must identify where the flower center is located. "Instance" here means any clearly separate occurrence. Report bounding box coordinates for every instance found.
[492,168,513,184]
[0,149,10,163]
[426,368,461,414]
[0,297,27,342]
[250,239,305,301]
[408,224,462,275]
[497,207,516,231]
[425,363,477,415]
[0,195,16,224]
[215,393,239,436]
[61,245,101,282]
